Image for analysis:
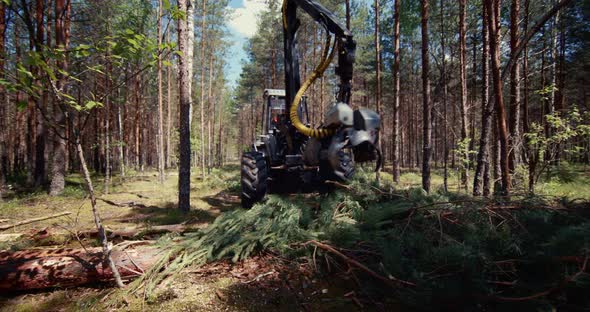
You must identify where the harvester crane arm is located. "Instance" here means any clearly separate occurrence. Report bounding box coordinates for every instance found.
[282,0,356,120]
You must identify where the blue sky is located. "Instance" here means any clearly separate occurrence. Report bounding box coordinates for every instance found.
[225,0,267,86]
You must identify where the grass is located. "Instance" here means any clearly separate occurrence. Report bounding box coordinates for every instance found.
[0,166,241,251]
[384,164,590,199]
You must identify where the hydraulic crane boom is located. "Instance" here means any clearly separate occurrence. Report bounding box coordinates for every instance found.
[282,0,356,114]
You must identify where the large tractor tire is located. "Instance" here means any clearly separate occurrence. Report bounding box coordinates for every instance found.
[240,152,268,208]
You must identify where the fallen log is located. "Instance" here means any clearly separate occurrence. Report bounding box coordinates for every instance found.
[77,223,202,239]
[0,212,72,231]
[0,246,162,291]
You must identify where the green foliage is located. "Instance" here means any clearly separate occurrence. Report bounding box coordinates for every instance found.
[526,107,590,162]
[454,137,476,170]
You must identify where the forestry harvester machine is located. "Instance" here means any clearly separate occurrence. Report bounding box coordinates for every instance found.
[240,0,381,208]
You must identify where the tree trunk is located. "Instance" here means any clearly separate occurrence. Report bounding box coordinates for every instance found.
[49,0,70,196]
[458,0,470,191]
[104,12,112,193]
[522,0,533,193]
[374,0,382,184]
[554,9,566,164]
[118,73,125,177]
[439,0,448,192]
[548,6,559,165]
[392,0,401,183]
[0,246,160,291]
[207,51,214,174]
[134,75,141,170]
[509,0,521,172]
[421,0,432,193]
[156,0,165,184]
[0,2,6,197]
[104,65,111,194]
[217,92,223,167]
[34,0,47,187]
[486,0,511,195]
[166,52,173,169]
[199,0,207,180]
[473,1,492,196]
[177,0,192,213]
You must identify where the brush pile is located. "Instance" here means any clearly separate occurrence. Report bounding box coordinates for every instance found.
[129,170,589,310]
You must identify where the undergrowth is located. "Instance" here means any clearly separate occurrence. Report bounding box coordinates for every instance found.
[115,169,589,311]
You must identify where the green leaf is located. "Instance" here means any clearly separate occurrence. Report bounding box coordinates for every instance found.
[16,64,34,78]
[86,65,105,75]
[127,38,139,47]
[77,44,91,50]
[163,60,173,67]
[163,0,171,11]
[84,100,103,110]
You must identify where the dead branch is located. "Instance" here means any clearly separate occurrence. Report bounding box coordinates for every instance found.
[306,240,416,287]
[324,180,352,190]
[0,211,72,231]
[97,197,146,209]
[490,256,588,302]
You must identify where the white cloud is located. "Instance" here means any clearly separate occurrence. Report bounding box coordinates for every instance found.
[228,0,267,38]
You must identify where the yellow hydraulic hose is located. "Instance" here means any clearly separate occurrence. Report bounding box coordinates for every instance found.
[283,0,338,139]
[290,36,336,138]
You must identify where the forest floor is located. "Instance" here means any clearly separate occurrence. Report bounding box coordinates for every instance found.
[0,164,589,311]
[0,166,394,311]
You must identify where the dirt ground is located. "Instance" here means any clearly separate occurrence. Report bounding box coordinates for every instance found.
[0,168,391,311]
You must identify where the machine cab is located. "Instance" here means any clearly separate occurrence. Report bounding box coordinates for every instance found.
[263,89,309,134]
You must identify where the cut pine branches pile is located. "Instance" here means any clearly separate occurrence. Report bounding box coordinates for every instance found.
[108,170,589,310]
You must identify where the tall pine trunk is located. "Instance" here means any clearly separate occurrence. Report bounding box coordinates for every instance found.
[177,0,193,213]
[473,1,492,196]
[104,62,111,194]
[34,0,47,187]
[392,0,401,183]
[199,0,207,180]
[458,0,469,191]
[49,0,70,196]
[156,0,165,184]
[0,2,6,197]
[439,0,448,192]
[207,52,214,174]
[522,0,534,193]
[374,0,382,184]
[166,52,173,169]
[509,0,521,171]
[486,0,511,195]
[421,0,432,193]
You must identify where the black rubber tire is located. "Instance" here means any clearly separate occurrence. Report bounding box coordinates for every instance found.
[240,152,268,208]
